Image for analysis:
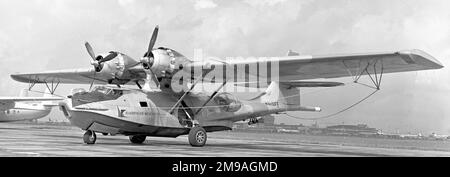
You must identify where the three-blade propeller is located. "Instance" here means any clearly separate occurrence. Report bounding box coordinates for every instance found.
[85,42,118,72]
[84,42,118,90]
[83,25,161,90]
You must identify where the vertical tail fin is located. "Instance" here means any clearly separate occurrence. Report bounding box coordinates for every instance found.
[259,82,300,109]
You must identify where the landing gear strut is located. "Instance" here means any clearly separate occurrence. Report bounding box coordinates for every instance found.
[188,126,207,147]
[129,135,146,144]
[83,130,96,144]
[248,118,259,125]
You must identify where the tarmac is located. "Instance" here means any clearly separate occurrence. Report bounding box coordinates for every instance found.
[0,122,449,157]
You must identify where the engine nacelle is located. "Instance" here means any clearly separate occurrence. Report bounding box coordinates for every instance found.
[96,53,139,81]
[150,49,174,77]
[143,48,191,79]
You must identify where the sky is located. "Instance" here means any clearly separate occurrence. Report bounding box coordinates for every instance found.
[0,0,449,134]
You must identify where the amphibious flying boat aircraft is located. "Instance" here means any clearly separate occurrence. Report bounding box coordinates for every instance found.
[10,26,443,146]
[0,89,62,122]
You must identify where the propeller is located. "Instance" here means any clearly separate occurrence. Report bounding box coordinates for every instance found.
[145,25,159,58]
[89,71,96,91]
[84,42,118,90]
[85,42,118,72]
[141,25,160,88]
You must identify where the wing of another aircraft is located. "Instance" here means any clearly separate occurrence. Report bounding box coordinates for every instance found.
[0,97,63,101]
[0,97,64,110]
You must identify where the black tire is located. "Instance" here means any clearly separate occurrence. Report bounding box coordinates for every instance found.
[102,133,108,136]
[129,135,146,144]
[188,127,207,147]
[83,130,96,144]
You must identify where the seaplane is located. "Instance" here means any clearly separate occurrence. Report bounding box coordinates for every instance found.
[0,89,62,122]
[10,26,443,146]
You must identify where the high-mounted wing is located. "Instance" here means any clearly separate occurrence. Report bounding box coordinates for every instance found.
[187,49,443,83]
[10,49,443,88]
[275,49,443,81]
[10,67,147,85]
[11,68,102,84]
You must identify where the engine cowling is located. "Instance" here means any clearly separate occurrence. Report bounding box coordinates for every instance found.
[101,53,141,77]
[149,48,174,78]
[142,48,191,79]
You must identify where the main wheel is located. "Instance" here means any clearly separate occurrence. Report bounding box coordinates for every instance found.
[188,127,207,147]
[129,135,146,144]
[83,130,96,144]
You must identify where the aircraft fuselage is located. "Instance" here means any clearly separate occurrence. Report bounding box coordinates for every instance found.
[58,86,295,137]
[0,102,51,122]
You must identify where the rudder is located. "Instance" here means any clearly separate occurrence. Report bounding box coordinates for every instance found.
[259,82,300,109]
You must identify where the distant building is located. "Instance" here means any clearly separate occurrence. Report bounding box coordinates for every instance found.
[324,124,379,136]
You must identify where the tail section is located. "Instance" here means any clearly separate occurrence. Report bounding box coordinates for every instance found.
[260,82,300,110]
[259,82,321,112]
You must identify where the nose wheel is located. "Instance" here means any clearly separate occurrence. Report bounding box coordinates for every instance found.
[83,130,97,144]
[188,127,207,147]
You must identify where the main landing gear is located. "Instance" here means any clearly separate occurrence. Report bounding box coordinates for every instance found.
[82,129,208,147]
[83,130,96,144]
[188,126,207,147]
[129,135,146,144]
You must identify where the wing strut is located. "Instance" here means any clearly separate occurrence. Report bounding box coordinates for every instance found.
[343,59,384,90]
[168,77,202,114]
[44,79,61,94]
[286,59,384,120]
[193,80,228,116]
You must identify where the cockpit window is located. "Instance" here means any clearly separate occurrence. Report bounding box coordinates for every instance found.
[71,86,124,107]
[93,86,109,94]
[213,93,242,112]
[92,86,123,96]
[139,102,148,107]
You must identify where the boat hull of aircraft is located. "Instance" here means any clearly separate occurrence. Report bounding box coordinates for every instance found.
[58,83,318,146]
